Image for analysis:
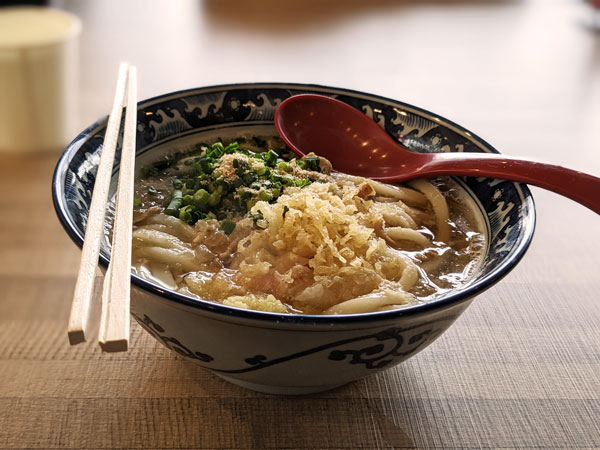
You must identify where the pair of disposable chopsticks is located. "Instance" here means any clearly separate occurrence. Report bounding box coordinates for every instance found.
[68,62,137,352]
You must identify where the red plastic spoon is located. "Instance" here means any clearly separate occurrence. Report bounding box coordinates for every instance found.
[274,94,600,214]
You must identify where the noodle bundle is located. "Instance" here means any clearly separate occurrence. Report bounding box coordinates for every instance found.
[129,137,486,315]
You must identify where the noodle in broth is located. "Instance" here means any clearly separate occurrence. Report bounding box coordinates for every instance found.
[128,137,487,315]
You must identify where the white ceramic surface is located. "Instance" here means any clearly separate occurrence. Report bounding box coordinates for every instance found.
[0,7,80,153]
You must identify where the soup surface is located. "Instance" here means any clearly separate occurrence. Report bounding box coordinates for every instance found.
[129,136,487,314]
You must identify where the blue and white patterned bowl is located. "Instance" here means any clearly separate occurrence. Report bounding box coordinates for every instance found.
[52,83,536,394]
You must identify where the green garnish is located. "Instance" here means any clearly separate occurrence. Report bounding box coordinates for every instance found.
[295,178,311,188]
[220,219,236,235]
[142,140,325,228]
[259,190,273,202]
[250,210,268,229]
[250,211,264,223]
[164,189,183,216]
[179,205,194,224]
[193,188,210,205]
[206,142,225,159]
[304,156,321,171]
[277,161,292,172]
[263,149,279,166]
[256,166,270,177]
[208,191,221,207]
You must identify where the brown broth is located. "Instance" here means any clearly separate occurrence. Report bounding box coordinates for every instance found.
[127,137,488,314]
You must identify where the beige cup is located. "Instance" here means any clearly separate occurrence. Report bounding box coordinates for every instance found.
[0,7,81,153]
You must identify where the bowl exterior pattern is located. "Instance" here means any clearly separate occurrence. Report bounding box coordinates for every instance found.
[53,83,535,394]
[130,287,472,394]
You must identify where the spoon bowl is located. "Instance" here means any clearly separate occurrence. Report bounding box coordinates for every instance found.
[275,94,600,214]
[274,93,407,179]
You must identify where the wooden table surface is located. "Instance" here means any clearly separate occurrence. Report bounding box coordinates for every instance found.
[1,0,599,448]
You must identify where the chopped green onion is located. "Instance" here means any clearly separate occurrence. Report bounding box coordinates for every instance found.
[164,189,183,216]
[193,188,210,205]
[296,178,312,187]
[277,161,292,172]
[259,190,273,202]
[153,139,325,227]
[182,194,194,206]
[207,142,225,159]
[238,188,254,200]
[264,149,279,166]
[208,191,221,207]
[233,158,248,171]
[250,210,268,229]
[242,172,257,184]
[195,157,213,174]
[224,142,239,153]
[220,219,236,235]
[179,205,194,224]
[256,166,270,177]
[304,156,321,171]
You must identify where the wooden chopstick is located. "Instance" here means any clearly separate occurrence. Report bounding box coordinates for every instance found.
[99,65,137,352]
[67,62,130,345]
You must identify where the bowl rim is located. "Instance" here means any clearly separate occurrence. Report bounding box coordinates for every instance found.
[52,81,536,326]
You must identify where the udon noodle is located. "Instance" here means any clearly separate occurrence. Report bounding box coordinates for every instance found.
[128,137,487,315]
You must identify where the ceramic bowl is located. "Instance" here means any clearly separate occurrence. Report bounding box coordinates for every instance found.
[53,83,536,395]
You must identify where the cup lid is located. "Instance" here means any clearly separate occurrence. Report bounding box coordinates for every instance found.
[0,7,81,49]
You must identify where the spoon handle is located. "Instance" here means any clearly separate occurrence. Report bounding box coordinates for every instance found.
[419,152,600,214]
